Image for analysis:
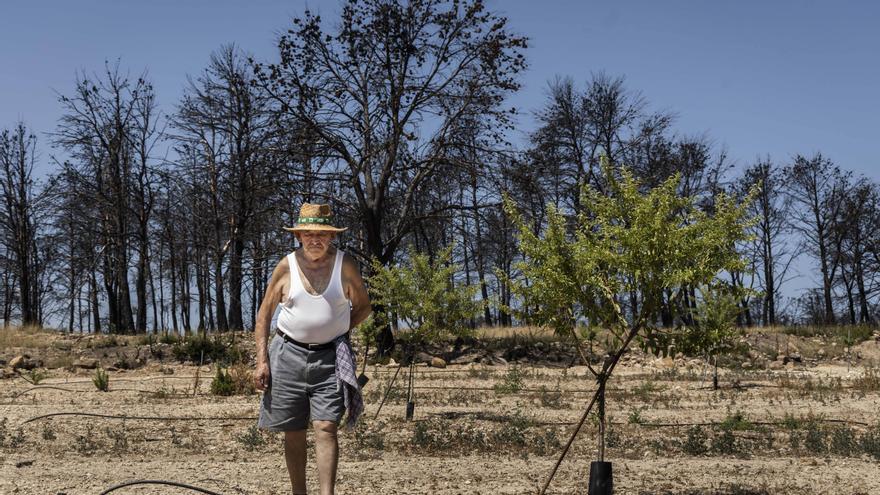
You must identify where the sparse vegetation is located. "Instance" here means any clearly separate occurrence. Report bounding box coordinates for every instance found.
[210,366,235,396]
[236,424,266,451]
[92,367,109,391]
[493,365,525,394]
[172,333,243,365]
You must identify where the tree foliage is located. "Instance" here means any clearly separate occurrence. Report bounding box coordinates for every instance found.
[367,245,480,346]
[506,160,754,350]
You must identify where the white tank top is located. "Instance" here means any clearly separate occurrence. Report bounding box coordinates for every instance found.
[276,249,351,344]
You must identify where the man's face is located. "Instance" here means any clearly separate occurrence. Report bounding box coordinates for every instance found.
[296,230,336,260]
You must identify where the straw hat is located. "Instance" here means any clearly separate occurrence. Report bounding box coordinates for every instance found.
[283,203,348,233]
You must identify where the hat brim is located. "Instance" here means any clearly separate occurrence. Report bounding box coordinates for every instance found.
[283,224,348,233]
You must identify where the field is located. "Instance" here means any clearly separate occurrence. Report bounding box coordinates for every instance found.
[2,327,880,494]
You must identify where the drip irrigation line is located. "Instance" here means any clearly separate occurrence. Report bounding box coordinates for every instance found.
[98,479,224,494]
[636,418,872,428]
[6,386,194,403]
[409,385,620,393]
[10,386,79,401]
[21,412,257,425]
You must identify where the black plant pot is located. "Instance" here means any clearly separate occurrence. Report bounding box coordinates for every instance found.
[588,461,613,495]
[405,401,415,421]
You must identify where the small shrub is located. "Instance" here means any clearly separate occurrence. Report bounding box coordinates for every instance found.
[852,368,880,392]
[26,369,48,385]
[720,410,752,431]
[493,365,524,394]
[353,420,386,452]
[160,332,181,345]
[7,427,25,448]
[683,425,708,455]
[210,367,235,396]
[803,421,826,454]
[632,380,664,402]
[74,424,99,453]
[93,367,109,392]
[788,430,802,452]
[781,413,802,430]
[41,423,56,441]
[236,424,266,451]
[538,384,563,408]
[105,425,129,451]
[829,425,856,456]
[711,429,738,455]
[228,363,256,395]
[628,407,645,425]
[152,386,172,400]
[531,427,562,456]
[491,410,532,447]
[172,333,241,365]
[860,428,880,460]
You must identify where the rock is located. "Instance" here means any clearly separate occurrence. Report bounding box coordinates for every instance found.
[480,353,508,366]
[73,358,100,370]
[817,349,826,358]
[785,361,795,370]
[386,358,397,367]
[741,361,752,369]
[414,352,434,364]
[769,360,785,370]
[105,366,118,372]
[429,356,447,368]
[9,354,39,371]
[783,354,802,365]
[449,353,482,365]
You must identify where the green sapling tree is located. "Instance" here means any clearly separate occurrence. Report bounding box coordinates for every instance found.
[366,245,482,419]
[505,161,755,492]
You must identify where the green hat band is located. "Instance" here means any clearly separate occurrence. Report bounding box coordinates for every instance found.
[297,217,333,225]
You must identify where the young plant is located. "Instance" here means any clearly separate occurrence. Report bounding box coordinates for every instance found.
[368,245,482,419]
[93,367,109,392]
[210,366,235,396]
[505,159,754,491]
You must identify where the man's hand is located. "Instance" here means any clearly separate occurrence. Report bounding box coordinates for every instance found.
[254,360,270,392]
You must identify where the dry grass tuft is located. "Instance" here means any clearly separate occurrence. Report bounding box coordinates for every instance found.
[0,325,56,350]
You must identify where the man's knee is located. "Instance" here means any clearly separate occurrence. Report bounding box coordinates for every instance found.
[312,420,338,438]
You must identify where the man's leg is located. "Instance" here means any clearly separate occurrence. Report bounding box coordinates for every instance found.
[284,429,308,495]
[313,420,339,495]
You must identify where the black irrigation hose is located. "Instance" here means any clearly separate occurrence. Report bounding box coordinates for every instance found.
[99,479,223,495]
[21,412,257,425]
[6,386,192,403]
[10,386,79,401]
[637,418,872,428]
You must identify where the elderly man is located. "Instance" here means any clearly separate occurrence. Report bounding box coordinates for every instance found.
[253,203,371,495]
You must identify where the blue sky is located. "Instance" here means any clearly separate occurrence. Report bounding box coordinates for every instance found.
[1,1,877,179]
[1,0,878,302]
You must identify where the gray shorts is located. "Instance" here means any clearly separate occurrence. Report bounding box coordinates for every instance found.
[258,334,345,431]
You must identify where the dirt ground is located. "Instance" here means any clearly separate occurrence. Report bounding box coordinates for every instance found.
[1,331,880,494]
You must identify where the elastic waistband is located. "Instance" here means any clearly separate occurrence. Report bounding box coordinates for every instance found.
[275,328,336,351]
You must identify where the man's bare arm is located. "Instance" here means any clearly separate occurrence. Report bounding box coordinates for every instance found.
[343,254,371,330]
[254,257,289,390]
